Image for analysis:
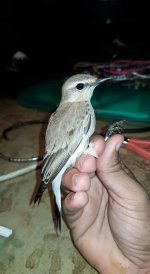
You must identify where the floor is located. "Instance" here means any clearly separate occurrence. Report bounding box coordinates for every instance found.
[0,97,150,274]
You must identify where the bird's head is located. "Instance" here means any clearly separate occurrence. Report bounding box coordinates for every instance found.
[61,74,101,103]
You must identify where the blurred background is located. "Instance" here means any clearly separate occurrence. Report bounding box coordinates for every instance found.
[0,0,150,97]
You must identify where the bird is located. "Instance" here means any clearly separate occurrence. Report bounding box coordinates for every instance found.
[34,73,110,234]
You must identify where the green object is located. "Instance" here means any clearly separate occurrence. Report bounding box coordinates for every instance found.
[17,80,150,123]
[17,80,63,112]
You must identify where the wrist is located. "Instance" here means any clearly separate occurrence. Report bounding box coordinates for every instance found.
[96,259,150,274]
[97,267,150,274]
[128,268,150,274]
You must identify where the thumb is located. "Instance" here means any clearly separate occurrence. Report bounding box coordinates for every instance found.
[97,134,144,198]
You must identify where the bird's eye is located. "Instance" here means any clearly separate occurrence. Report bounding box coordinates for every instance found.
[76,83,84,90]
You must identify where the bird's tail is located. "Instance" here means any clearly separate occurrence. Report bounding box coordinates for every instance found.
[54,195,61,235]
[33,182,46,205]
[33,181,61,235]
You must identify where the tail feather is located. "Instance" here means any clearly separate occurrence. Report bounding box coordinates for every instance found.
[34,184,45,205]
[33,182,61,235]
[54,196,61,235]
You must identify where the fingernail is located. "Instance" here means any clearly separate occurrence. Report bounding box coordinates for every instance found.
[116,141,123,151]
[76,156,86,170]
[72,174,79,186]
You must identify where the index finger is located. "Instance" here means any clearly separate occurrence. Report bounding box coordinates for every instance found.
[75,135,106,173]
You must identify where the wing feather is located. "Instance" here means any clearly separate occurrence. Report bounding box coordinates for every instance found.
[42,101,95,184]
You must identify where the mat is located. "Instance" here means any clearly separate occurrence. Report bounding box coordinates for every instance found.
[17,79,150,123]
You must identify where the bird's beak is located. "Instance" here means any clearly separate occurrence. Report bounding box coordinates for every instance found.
[95,77,113,86]
[95,74,130,86]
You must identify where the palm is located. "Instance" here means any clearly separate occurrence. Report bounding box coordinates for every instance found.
[106,183,150,267]
[70,174,150,270]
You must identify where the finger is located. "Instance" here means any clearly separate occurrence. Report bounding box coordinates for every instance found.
[62,168,91,193]
[90,135,106,156]
[97,134,124,173]
[97,134,145,198]
[75,135,106,173]
[75,155,96,175]
[62,191,89,217]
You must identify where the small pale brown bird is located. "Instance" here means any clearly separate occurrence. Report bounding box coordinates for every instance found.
[34,73,112,233]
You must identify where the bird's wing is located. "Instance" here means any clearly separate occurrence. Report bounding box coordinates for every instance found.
[42,100,94,184]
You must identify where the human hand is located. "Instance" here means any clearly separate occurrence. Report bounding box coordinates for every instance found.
[62,135,150,274]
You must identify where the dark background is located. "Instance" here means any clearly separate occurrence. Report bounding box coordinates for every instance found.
[0,0,150,97]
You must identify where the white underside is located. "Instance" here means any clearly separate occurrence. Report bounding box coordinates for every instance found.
[52,136,97,212]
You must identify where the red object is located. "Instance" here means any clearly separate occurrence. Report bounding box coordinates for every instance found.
[124,138,150,160]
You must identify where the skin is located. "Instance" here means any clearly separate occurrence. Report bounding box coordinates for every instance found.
[62,134,150,274]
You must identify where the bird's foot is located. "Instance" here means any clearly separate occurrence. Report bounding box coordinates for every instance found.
[104,120,126,141]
